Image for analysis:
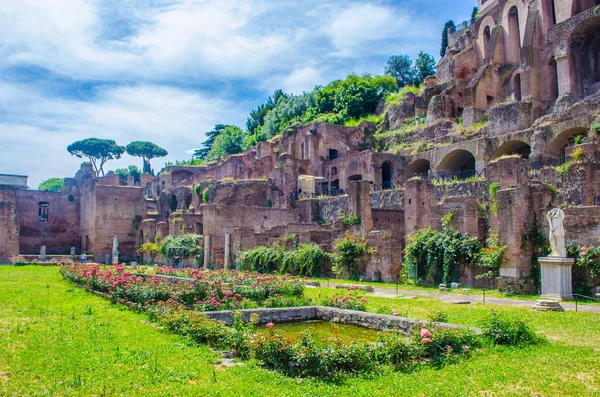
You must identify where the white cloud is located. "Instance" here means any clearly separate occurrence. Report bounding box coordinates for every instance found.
[0,82,247,187]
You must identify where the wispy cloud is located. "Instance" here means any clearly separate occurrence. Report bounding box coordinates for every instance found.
[0,0,476,186]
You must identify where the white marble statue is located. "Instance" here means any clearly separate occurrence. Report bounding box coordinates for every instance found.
[112,235,119,253]
[546,208,566,258]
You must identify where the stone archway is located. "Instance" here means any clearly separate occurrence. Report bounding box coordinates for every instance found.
[437,149,477,179]
[490,140,531,161]
[405,159,431,178]
[546,127,589,159]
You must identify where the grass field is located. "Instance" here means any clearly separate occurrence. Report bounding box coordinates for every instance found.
[1,266,600,396]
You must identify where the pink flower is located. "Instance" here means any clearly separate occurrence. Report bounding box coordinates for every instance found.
[420,328,430,338]
[445,345,452,351]
[421,338,433,344]
[392,310,397,316]
[361,298,368,303]
[266,322,274,329]
[462,345,469,352]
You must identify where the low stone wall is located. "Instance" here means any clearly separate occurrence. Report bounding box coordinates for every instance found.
[203,306,467,334]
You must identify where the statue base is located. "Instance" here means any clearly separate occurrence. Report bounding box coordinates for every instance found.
[539,256,575,300]
[533,299,564,312]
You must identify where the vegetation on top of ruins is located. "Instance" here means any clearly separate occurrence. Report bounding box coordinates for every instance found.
[201,188,210,204]
[384,52,436,89]
[125,141,168,174]
[440,20,456,57]
[67,138,126,176]
[115,165,141,183]
[37,177,65,192]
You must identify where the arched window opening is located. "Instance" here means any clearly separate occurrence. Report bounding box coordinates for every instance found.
[507,6,521,65]
[483,26,491,59]
[569,16,600,98]
[38,202,49,222]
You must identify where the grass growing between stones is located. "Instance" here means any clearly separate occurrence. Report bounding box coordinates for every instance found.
[2,266,600,396]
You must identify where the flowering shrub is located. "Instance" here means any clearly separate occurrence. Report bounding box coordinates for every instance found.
[319,292,368,311]
[60,265,306,310]
[10,255,28,266]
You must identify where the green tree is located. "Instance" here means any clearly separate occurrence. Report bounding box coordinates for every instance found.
[440,20,455,57]
[246,89,288,136]
[37,177,64,192]
[384,55,416,88]
[125,141,168,174]
[194,124,227,160]
[67,138,125,176]
[471,6,479,21]
[115,165,142,183]
[207,125,247,159]
[414,52,436,85]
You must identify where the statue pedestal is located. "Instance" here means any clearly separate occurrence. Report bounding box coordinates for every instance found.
[539,257,575,300]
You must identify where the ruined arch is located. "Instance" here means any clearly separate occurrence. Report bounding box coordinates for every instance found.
[507,6,521,65]
[437,149,476,178]
[490,140,531,161]
[546,127,589,158]
[381,161,393,188]
[405,159,431,178]
[171,170,193,184]
[569,15,600,98]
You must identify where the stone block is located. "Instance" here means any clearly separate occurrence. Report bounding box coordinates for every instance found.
[539,257,575,300]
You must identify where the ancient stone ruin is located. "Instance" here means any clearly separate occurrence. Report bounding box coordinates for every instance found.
[1,0,600,294]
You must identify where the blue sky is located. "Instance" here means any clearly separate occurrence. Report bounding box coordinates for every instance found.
[0,0,475,187]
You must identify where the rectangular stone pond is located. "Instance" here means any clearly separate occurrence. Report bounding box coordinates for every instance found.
[204,306,465,335]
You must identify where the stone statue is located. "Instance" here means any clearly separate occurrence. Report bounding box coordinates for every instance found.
[546,208,566,258]
[112,236,119,254]
[112,235,119,264]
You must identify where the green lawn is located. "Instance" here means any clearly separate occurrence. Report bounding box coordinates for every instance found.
[1,266,599,396]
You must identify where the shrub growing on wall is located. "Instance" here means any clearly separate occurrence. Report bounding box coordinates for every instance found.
[403,228,480,285]
[238,246,282,274]
[332,232,373,280]
[202,188,210,204]
[280,243,330,277]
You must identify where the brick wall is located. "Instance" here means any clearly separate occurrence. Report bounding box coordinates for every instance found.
[0,187,19,262]
[16,190,80,255]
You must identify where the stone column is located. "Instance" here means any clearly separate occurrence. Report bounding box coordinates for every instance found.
[70,247,76,260]
[555,54,573,97]
[539,257,575,300]
[203,235,212,270]
[105,254,111,266]
[39,245,46,261]
[223,233,231,270]
[348,180,373,236]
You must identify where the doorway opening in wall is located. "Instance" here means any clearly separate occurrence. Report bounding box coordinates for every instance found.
[381,161,393,189]
[195,223,203,234]
[486,95,494,107]
[437,149,477,180]
[139,230,144,245]
[513,73,522,101]
[170,195,178,212]
[329,149,338,160]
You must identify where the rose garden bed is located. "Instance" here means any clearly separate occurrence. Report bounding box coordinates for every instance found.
[60,264,544,381]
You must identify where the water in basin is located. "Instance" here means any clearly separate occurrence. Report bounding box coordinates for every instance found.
[258,321,379,342]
